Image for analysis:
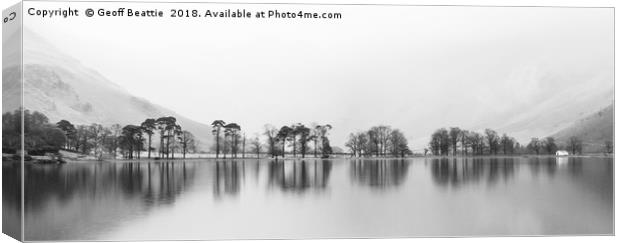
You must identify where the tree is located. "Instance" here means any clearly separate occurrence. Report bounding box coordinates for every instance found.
[429,131,441,155]
[109,124,122,158]
[315,124,333,158]
[543,137,557,154]
[290,123,301,157]
[2,110,22,152]
[429,128,450,155]
[224,123,241,158]
[310,124,321,158]
[170,125,182,159]
[467,132,485,155]
[277,126,293,157]
[263,124,278,158]
[484,129,499,155]
[179,130,196,159]
[242,133,246,158]
[14,110,67,154]
[568,136,583,155]
[102,125,120,158]
[346,132,370,157]
[75,125,92,154]
[250,136,262,158]
[211,120,226,158]
[527,138,542,155]
[56,120,76,150]
[388,129,410,157]
[38,125,67,152]
[294,124,311,158]
[356,132,369,157]
[448,127,461,155]
[368,129,380,156]
[500,133,515,155]
[459,130,469,155]
[88,123,105,158]
[321,137,333,158]
[156,116,177,159]
[369,126,391,156]
[377,126,392,156]
[99,127,112,158]
[345,133,360,157]
[119,125,143,159]
[140,118,157,158]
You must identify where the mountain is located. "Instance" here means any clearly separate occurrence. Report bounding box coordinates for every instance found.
[463,65,613,146]
[2,28,213,151]
[551,104,613,153]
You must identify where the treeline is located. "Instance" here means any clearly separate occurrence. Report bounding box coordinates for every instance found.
[265,123,333,159]
[2,109,197,159]
[57,116,197,159]
[428,127,586,156]
[214,122,334,159]
[526,136,584,155]
[345,125,411,158]
[2,110,66,155]
[210,120,244,158]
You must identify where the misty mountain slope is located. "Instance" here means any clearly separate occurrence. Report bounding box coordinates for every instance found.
[468,65,613,145]
[2,28,213,151]
[551,104,613,152]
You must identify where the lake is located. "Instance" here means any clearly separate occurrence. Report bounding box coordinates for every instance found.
[2,156,614,240]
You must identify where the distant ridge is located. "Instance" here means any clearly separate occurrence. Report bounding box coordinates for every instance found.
[2,28,214,151]
[551,104,613,153]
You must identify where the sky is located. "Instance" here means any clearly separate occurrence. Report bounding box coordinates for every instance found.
[23,2,614,150]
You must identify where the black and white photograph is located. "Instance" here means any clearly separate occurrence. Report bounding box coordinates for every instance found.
[1,0,616,242]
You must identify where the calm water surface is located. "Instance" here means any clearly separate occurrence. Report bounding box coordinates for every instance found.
[2,157,613,240]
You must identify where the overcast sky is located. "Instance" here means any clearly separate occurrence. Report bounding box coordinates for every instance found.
[24,2,613,149]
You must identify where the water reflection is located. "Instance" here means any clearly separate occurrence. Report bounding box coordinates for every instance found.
[24,162,196,209]
[267,160,332,193]
[429,158,516,187]
[350,159,410,189]
[4,157,613,240]
[527,157,561,177]
[13,161,197,240]
[2,162,22,239]
[213,160,245,198]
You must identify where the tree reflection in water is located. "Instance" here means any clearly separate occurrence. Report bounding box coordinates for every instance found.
[349,159,410,189]
[429,158,517,187]
[212,160,246,198]
[267,160,332,193]
[428,157,592,188]
[7,161,197,240]
[2,162,22,239]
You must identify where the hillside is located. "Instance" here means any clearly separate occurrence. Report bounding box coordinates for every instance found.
[2,28,213,151]
[551,104,613,153]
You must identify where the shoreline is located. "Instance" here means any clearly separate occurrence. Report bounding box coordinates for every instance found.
[3,154,613,164]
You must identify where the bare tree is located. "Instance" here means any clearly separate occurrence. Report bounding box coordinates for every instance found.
[179,130,196,159]
[484,129,499,155]
[448,127,461,155]
[568,136,583,155]
[250,136,262,158]
[263,124,278,158]
[527,138,542,155]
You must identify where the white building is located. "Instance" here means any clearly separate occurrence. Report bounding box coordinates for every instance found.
[555,150,569,156]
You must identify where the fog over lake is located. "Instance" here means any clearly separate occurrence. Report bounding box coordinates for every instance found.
[22,2,614,148]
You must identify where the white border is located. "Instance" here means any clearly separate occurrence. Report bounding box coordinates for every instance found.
[0,0,616,243]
